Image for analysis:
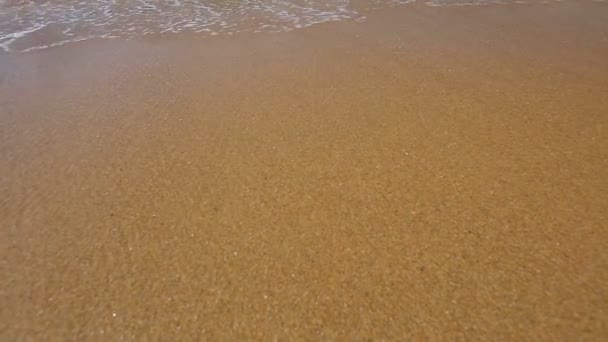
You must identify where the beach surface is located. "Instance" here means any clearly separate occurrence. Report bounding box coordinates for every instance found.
[1,1,608,339]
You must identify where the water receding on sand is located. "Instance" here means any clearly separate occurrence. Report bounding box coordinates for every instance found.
[0,0,566,52]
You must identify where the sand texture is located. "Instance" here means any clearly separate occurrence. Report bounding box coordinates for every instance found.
[1,2,608,340]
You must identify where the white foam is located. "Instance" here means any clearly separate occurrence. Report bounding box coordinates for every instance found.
[0,22,46,52]
[0,0,567,53]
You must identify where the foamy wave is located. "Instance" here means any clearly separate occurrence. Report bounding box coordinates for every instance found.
[0,0,361,52]
[0,0,567,53]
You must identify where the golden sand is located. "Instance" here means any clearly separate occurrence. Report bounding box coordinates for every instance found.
[1,2,608,340]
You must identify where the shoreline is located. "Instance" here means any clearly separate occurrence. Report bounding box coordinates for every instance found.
[2,2,608,339]
[1,0,588,54]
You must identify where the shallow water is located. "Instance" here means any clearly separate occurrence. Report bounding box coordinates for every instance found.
[0,0,564,52]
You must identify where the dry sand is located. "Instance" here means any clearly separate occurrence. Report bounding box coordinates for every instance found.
[1,1,608,340]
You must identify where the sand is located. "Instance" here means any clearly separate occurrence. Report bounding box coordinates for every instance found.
[1,1,608,340]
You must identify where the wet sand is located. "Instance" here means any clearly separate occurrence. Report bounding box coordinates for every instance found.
[2,2,608,340]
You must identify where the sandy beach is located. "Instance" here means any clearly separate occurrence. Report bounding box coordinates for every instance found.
[2,1,608,339]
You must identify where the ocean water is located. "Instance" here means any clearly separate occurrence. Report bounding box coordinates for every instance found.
[0,0,562,52]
